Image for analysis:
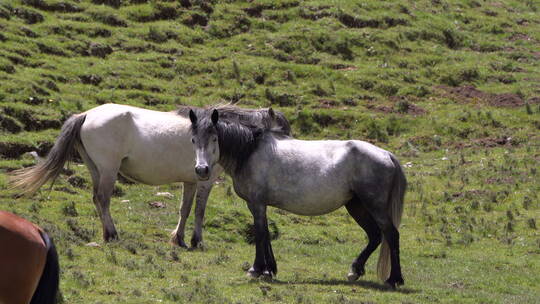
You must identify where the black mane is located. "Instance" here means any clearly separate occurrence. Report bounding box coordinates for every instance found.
[177,104,291,136]
[186,105,290,175]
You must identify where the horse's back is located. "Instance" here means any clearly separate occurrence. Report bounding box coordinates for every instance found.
[239,137,398,215]
[82,103,185,133]
[0,211,47,304]
[271,138,394,170]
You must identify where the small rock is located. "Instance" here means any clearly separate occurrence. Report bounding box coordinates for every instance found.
[241,261,251,271]
[121,199,130,203]
[149,201,166,208]
[85,242,100,247]
[156,192,174,199]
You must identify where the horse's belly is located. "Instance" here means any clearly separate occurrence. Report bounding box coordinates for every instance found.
[119,160,197,185]
[120,146,197,185]
[269,188,352,216]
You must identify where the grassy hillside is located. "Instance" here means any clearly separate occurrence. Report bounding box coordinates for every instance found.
[1,0,539,303]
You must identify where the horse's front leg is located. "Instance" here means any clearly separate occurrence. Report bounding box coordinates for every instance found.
[246,202,277,279]
[191,182,212,249]
[170,182,196,248]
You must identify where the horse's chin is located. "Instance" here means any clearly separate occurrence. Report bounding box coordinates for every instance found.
[196,175,210,181]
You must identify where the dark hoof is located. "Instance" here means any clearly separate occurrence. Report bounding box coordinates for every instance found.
[260,270,274,281]
[190,235,203,249]
[347,272,359,282]
[246,267,261,279]
[246,268,274,280]
[347,266,365,281]
[385,277,404,289]
[103,231,119,242]
[170,234,188,248]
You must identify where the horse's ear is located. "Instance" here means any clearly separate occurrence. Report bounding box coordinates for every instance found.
[211,109,219,125]
[268,108,275,118]
[189,109,197,125]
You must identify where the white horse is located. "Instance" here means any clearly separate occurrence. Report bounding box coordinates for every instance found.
[10,104,290,248]
[188,108,407,288]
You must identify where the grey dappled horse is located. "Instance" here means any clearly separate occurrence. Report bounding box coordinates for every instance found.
[188,108,407,288]
[10,104,290,248]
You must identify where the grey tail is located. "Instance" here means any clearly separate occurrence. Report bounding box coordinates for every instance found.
[30,230,60,304]
[376,153,407,282]
[9,114,86,195]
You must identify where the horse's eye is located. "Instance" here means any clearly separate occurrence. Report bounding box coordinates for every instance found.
[213,137,217,142]
[191,138,195,144]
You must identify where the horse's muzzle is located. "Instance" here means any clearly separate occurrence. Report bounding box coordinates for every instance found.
[195,165,210,180]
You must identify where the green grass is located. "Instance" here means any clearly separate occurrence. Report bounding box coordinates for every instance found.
[1,0,539,303]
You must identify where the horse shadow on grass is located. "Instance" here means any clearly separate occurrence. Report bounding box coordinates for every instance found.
[260,278,418,294]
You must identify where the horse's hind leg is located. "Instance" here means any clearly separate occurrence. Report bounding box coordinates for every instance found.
[96,170,120,241]
[345,198,382,281]
[170,182,196,248]
[77,144,120,242]
[191,182,212,248]
[77,145,104,236]
[365,199,403,288]
[379,219,403,287]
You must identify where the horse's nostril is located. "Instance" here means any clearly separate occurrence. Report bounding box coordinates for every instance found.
[195,165,209,176]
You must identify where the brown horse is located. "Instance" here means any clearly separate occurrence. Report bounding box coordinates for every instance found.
[0,210,59,304]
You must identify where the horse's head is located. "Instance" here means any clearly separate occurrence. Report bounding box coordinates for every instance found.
[189,109,220,181]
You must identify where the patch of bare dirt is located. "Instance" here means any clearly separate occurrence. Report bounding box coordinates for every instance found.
[448,282,468,289]
[242,1,299,17]
[452,189,490,199]
[474,136,511,147]
[508,33,534,42]
[516,18,529,26]
[243,5,264,17]
[486,177,515,184]
[316,99,339,109]
[490,93,524,107]
[0,142,34,158]
[453,136,516,149]
[436,85,527,107]
[482,9,498,17]
[181,13,208,27]
[0,141,53,159]
[406,103,427,115]
[411,135,443,150]
[2,107,62,131]
[365,97,426,115]
[148,201,166,208]
[328,63,357,71]
[527,97,540,104]
[299,6,332,20]
[22,0,83,13]
[0,115,22,133]
[365,104,394,114]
